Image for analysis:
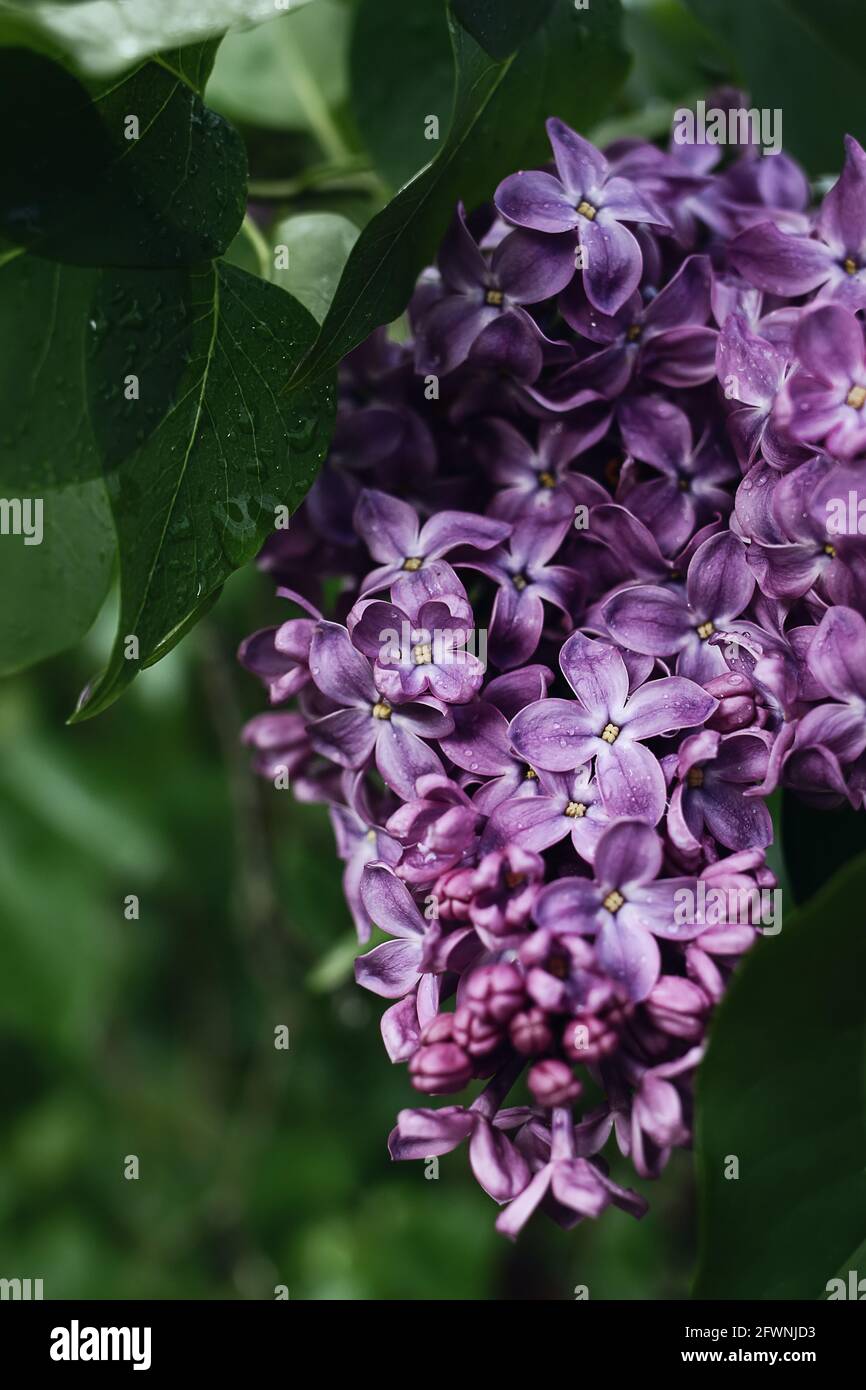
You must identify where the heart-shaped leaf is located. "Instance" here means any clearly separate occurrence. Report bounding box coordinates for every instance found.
[72,261,335,720]
[0,0,314,77]
[0,47,246,267]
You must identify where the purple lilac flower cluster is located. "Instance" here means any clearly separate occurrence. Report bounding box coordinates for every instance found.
[240,110,866,1237]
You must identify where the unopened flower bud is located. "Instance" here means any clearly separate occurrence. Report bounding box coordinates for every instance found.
[527,1058,582,1107]
[409,1042,473,1094]
[420,1012,456,1046]
[644,975,709,1040]
[508,1006,553,1056]
[561,1013,620,1063]
[452,1004,502,1057]
[464,962,525,1023]
[704,672,757,732]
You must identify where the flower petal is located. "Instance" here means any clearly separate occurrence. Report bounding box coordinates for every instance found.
[354,939,423,998]
[729,221,834,296]
[580,216,643,315]
[596,917,660,1001]
[560,631,629,718]
[469,1118,531,1203]
[360,863,425,939]
[508,697,597,772]
[495,169,578,232]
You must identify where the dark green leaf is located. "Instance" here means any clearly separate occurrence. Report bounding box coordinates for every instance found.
[0,478,114,674]
[622,0,726,107]
[451,0,556,60]
[0,48,247,267]
[293,0,629,386]
[159,38,223,95]
[782,791,866,906]
[684,0,866,171]
[0,0,315,78]
[350,0,455,189]
[0,254,102,490]
[694,853,866,1298]
[72,262,335,720]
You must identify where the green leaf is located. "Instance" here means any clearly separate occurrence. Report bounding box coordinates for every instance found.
[782,791,866,906]
[350,0,455,190]
[694,853,866,1299]
[72,262,335,720]
[0,256,102,491]
[0,47,247,267]
[294,0,629,386]
[0,479,114,674]
[0,0,315,77]
[451,0,556,60]
[207,3,350,142]
[684,0,866,171]
[621,0,726,107]
[270,213,359,322]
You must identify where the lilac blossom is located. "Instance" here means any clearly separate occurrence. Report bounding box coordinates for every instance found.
[557,253,718,395]
[509,632,717,821]
[603,531,755,682]
[495,119,670,314]
[237,109,864,1242]
[414,203,575,377]
[730,135,866,309]
[473,513,582,668]
[353,488,510,601]
[306,621,453,799]
[665,729,773,854]
[776,304,866,459]
[616,394,737,553]
[532,820,702,1000]
[350,597,485,704]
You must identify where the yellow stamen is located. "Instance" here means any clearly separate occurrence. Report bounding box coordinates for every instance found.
[372,701,392,720]
[687,767,704,788]
[603,889,625,913]
[844,257,858,275]
[402,556,423,571]
[412,643,432,665]
[824,543,837,558]
[626,323,642,342]
[697,620,715,640]
[512,573,528,591]
[538,470,557,488]
[565,801,587,818]
[847,385,866,410]
[485,288,504,306]
[577,200,597,220]
[601,723,620,744]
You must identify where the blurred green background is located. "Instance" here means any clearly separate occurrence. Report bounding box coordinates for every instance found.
[2,0,859,1300]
